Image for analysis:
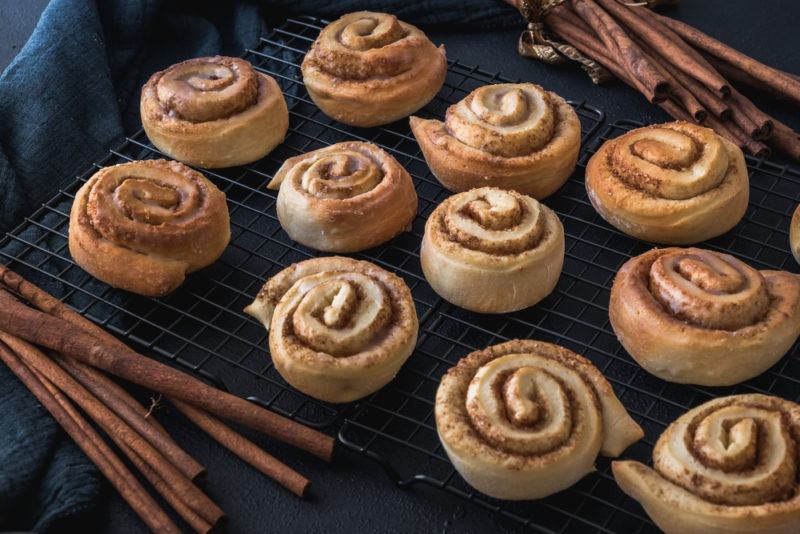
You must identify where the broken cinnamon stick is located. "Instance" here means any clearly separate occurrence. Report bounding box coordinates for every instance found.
[0,288,335,462]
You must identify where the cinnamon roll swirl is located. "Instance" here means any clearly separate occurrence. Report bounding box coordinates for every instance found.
[69,160,230,297]
[790,204,800,265]
[244,257,418,403]
[610,247,800,386]
[421,187,564,313]
[436,340,643,500]
[141,56,289,168]
[586,121,749,244]
[410,83,581,198]
[267,142,417,253]
[301,11,446,127]
[614,394,800,534]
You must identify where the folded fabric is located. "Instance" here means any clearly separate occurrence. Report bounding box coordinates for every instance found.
[0,0,518,530]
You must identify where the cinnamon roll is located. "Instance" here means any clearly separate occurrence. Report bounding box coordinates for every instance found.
[610,247,800,386]
[421,187,564,313]
[267,142,417,253]
[436,340,643,500]
[69,160,230,297]
[141,56,289,168]
[791,204,800,265]
[614,394,800,534]
[301,11,446,127]
[410,83,581,198]
[586,121,749,244]
[244,257,418,403]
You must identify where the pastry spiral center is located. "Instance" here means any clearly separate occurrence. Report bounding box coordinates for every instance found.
[443,189,543,254]
[309,12,420,80]
[656,399,798,505]
[338,15,406,50]
[156,57,258,122]
[610,124,728,200]
[648,249,770,330]
[471,87,529,127]
[447,84,556,157]
[466,353,600,456]
[289,273,391,357]
[114,178,181,225]
[86,164,210,248]
[630,131,696,169]
[299,150,383,199]
[695,414,758,472]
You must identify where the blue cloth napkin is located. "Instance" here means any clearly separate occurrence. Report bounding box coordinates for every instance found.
[0,0,518,530]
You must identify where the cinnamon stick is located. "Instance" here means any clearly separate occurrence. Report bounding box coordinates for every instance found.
[657,13,800,107]
[597,0,730,96]
[0,340,180,534]
[570,0,669,102]
[55,353,205,482]
[667,64,731,120]
[639,45,706,121]
[659,98,694,122]
[549,10,714,126]
[770,119,800,160]
[64,357,175,455]
[172,399,310,498]
[663,98,769,157]
[117,439,214,534]
[547,8,642,89]
[0,332,225,529]
[728,89,772,140]
[707,114,770,158]
[0,288,335,462]
[0,263,173,442]
[622,27,730,120]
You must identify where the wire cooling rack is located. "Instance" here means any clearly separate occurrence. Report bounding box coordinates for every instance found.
[1,14,797,534]
[0,16,603,432]
[339,115,800,534]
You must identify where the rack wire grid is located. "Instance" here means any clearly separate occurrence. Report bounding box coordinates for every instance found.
[1,14,798,534]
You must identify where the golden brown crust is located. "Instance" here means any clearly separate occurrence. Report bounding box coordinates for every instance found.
[243,257,418,403]
[266,142,417,253]
[410,83,581,198]
[141,56,288,168]
[68,159,230,297]
[609,247,800,385]
[301,12,446,127]
[420,187,564,313]
[435,339,642,500]
[613,394,800,534]
[791,204,800,265]
[586,121,749,244]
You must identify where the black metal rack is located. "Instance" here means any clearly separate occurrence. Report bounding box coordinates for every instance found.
[1,15,797,534]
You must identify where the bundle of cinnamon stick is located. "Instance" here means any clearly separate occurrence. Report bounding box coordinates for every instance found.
[0,264,335,533]
[510,0,800,159]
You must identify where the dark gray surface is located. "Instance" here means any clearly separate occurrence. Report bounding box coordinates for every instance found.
[3,1,800,533]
